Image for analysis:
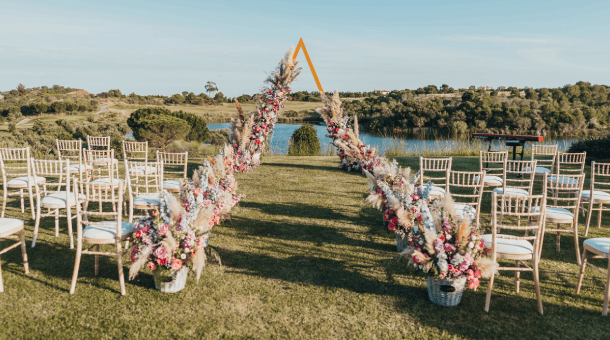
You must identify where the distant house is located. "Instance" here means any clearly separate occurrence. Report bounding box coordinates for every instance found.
[374,90,389,95]
[0,94,4,100]
[497,86,507,90]
[477,86,492,90]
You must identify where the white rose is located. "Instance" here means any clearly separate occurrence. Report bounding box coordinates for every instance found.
[471,235,476,241]
[446,235,452,240]
[181,254,186,259]
[468,242,474,248]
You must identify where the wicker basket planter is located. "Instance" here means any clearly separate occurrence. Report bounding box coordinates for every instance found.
[154,267,188,293]
[426,276,467,306]
[396,234,408,252]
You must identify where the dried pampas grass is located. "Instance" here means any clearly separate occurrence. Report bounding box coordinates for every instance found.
[365,193,385,211]
[388,195,402,211]
[456,217,471,248]
[353,115,359,139]
[167,194,183,224]
[129,247,149,280]
[474,257,498,278]
[424,228,437,255]
[192,247,207,282]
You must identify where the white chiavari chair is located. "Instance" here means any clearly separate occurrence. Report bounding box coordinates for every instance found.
[493,160,537,197]
[478,151,507,194]
[30,159,83,248]
[447,170,485,228]
[0,147,41,220]
[581,161,610,237]
[57,139,91,182]
[419,157,452,198]
[70,180,134,295]
[483,192,546,315]
[156,150,188,193]
[124,160,163,222]
[0,218,29,292]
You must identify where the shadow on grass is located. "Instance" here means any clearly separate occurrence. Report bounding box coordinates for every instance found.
[262,162,363,176]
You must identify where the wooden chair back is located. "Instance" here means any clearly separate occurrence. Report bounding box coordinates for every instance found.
[30,159,71,195]
[0,147,33,182]
[479,151,508,176]
[84,149,117,182]
[502,160,537,195]
[87,136,111,151]
[556,152,586,175]
[419,157,452,191]
[590,161,610,195]
[543,172,584,217]
[122,141,148,161]
[491,192,547,260]
[156,150,188,179]
[531,144,558,173]
[74,180,125,238]
[447,170,485,224]
[124,160,163,197]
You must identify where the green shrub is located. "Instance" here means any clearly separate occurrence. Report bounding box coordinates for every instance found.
[288,124,320,156]
[127,107,209,143]
[567,136,610,162]
[208,129,231,146]
[137,115,192,149]
[8,123,16,133]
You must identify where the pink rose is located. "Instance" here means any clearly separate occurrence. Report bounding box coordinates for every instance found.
[134,230,143,239]
[154,246,168,259]
[474,270,481,279]
[171,259,183,270]
[157,257,167,266]
[151,210,158,217]
[468,278,480,291]
[130,247,139,263]
[158,224,170,236]
[142,225,150,234]
[147,262,156,270]
[388,221,395,231]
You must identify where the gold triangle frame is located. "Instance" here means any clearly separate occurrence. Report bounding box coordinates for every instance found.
[292,38,324,93]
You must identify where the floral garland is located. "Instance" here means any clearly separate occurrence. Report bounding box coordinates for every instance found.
[127,49,299,283]
[230,48,302,172]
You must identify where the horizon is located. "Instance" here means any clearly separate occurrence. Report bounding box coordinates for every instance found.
[2,1,609,97]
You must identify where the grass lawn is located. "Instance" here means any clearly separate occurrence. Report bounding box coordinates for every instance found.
[111,102,322,123]
[2,156,610,338]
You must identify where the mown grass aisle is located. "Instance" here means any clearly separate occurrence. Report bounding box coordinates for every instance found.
[2,156,610,338]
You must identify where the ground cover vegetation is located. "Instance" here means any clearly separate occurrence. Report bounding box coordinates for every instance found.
[2,156,610,338]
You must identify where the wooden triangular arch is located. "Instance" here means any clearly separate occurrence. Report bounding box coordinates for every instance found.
[292,38,324,93]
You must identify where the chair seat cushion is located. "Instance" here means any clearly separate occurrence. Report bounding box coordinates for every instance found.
[0,218,24,235]
[63,164,93,172]
[163,180,182,191]
[453,203,475,219]
[92,158,119,165]
[129,165,157,174]
[581,190,610,203]
[40,192,85,208]
[6,176,46,188]
[133,194,161,208]
[481,234,534,255]
[83,221,135,240]
[475,175,503,186]
[531,206,574,221]
[524,166,551,174]
[492,187,529,196]
[584,238,610,254]
[91,178,124,186]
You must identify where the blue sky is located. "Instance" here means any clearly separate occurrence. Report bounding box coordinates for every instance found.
[1,0,609,96]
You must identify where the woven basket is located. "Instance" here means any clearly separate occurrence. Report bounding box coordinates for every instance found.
[426,276,467,306]
[154,267,188,293]
[396,234,408,252]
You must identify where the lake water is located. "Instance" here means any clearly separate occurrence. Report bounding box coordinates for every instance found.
[207,123,579,155]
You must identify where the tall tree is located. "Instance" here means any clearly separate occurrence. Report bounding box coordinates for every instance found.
[205,81,218,98]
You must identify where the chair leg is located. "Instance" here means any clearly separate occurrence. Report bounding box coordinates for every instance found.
[27,187,35,220]
[54,209,59,237]
[129,202,134,223]
[574,222,582,266]
[533,260,543,315]
[1,186,7,218]
[19,230,29,274]
[31,202,42,248]
[67,207,74,249]
[20,189,25,213]
[69,237,83,295]
[0,255,3,293]
[604,260,610,316]
[94,245,100,276]
[556,223,561,253]
[598,203,604,229]
[576,249,589,294]
[515,261,520,293]
[484,271,495,312]
[116,240,126,296]
[585,200,594,237]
